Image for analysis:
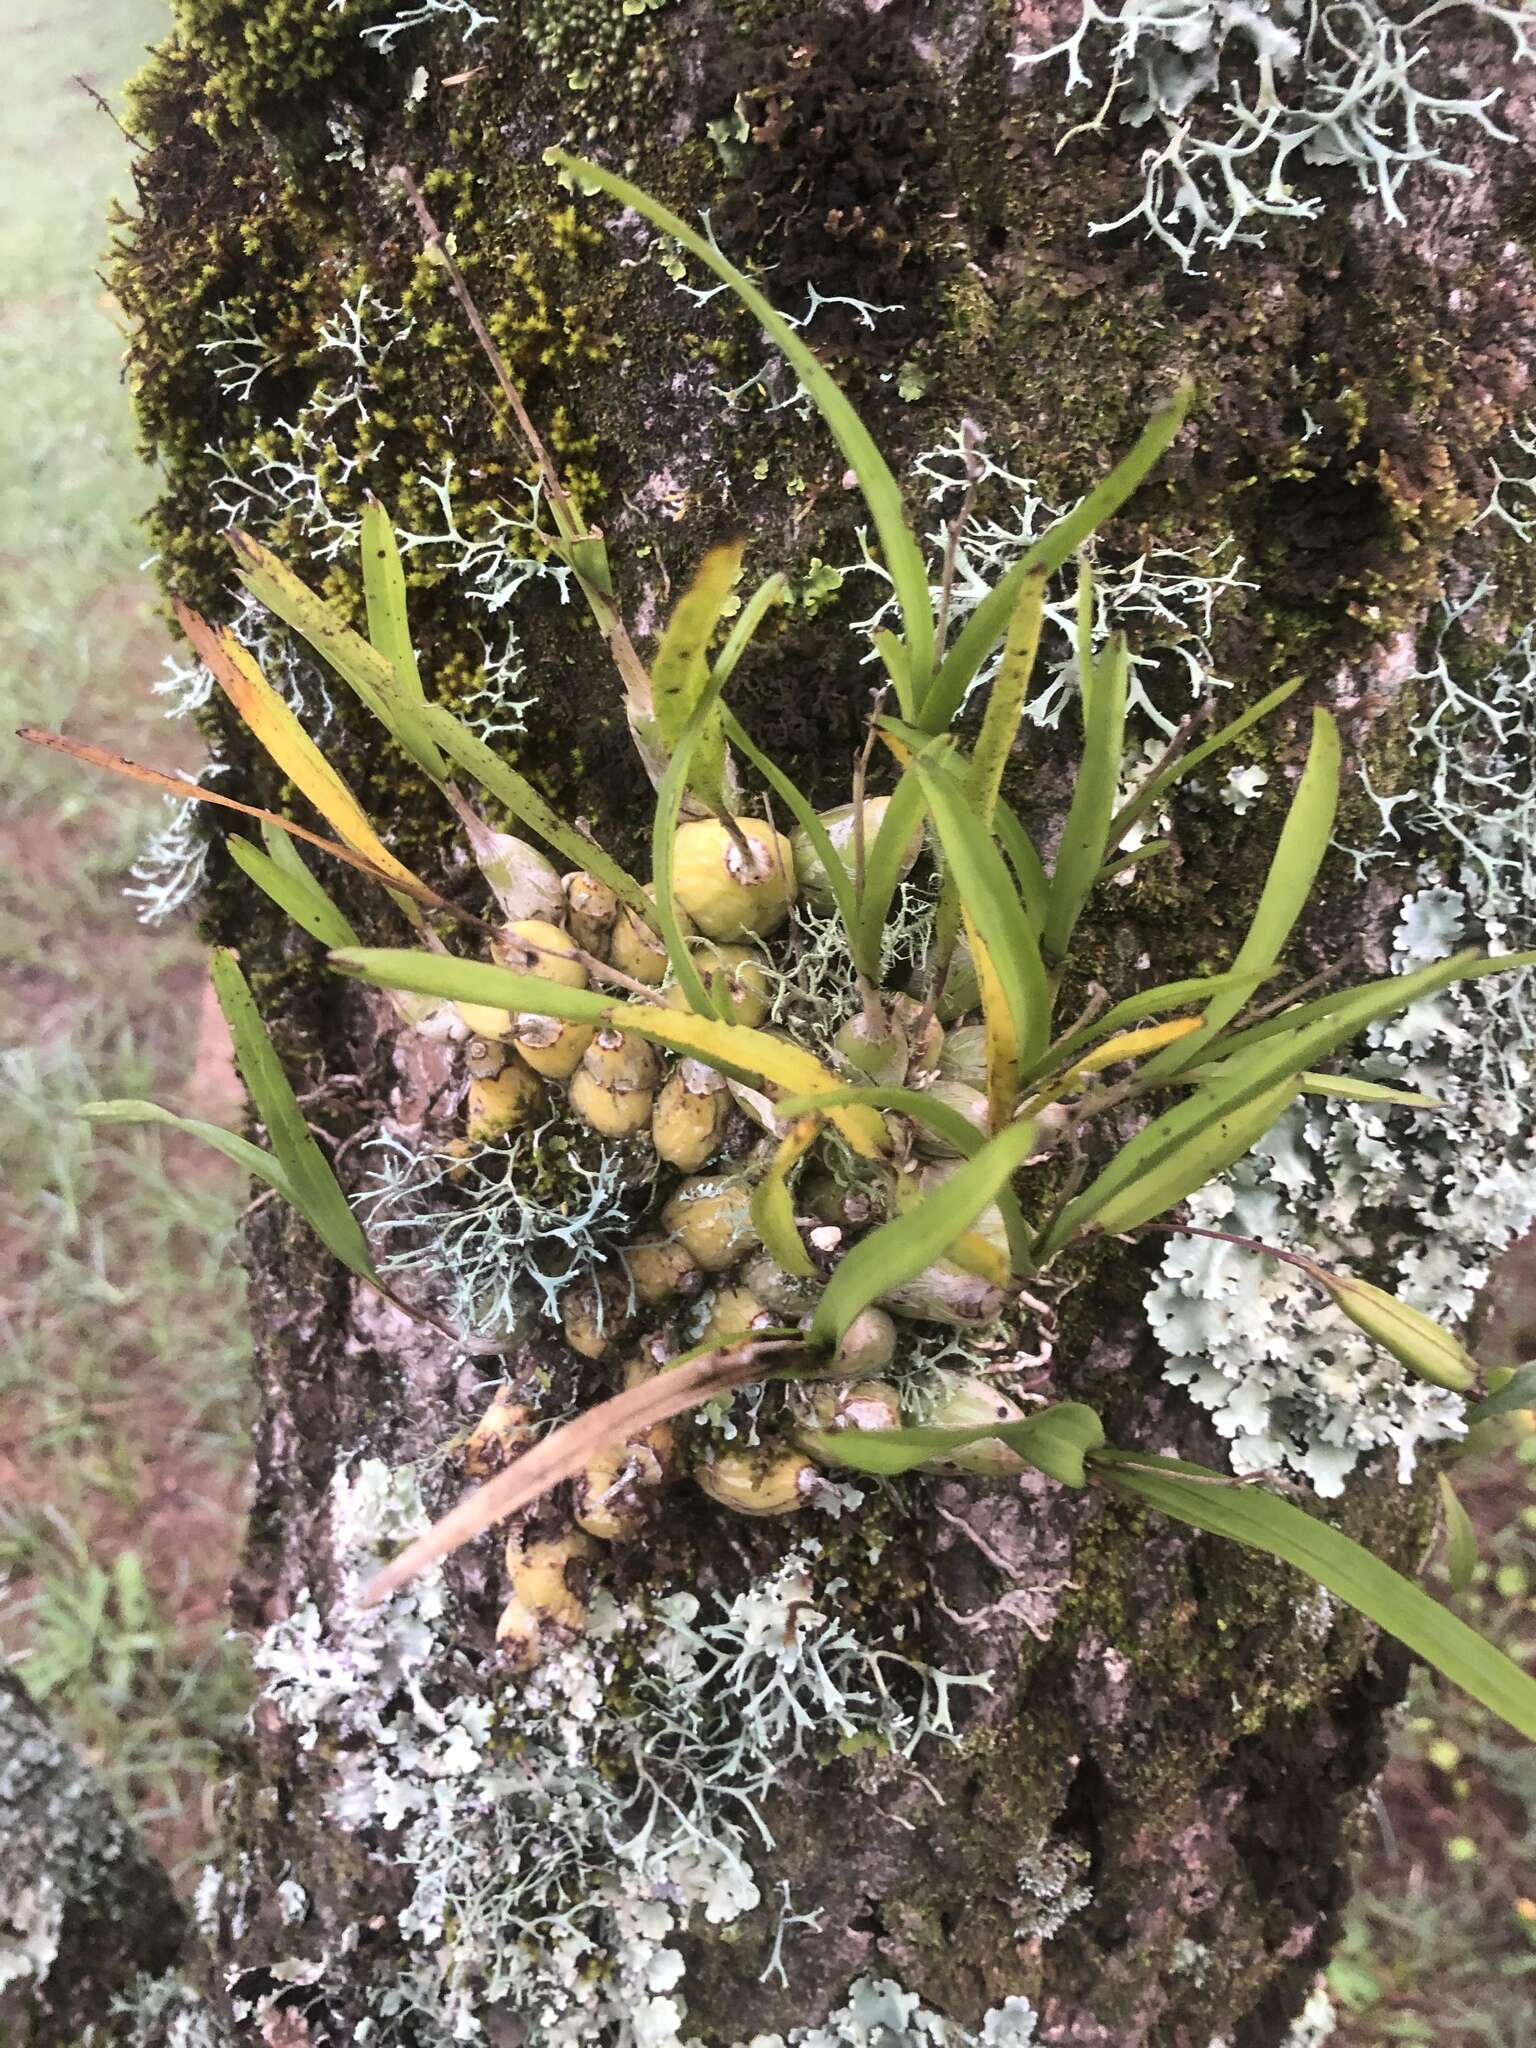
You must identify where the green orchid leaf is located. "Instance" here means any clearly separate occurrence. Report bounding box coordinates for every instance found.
[1094,1449,1536,1744]
[807,1402,1105,1488]
[227,831,359,952]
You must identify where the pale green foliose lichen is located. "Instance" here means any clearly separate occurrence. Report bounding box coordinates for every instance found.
[248,1457,990,2046]
[1149,599,1536,1492]
[746,1978,1037,2048]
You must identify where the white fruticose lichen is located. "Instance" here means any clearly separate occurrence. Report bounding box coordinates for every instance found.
[325,0,500,57]
[356,1124,646,1334]
[253,1462,986,2046]
[848,421,1250,733]
[1015,0,1536,267]
[1149,599,1536,1492]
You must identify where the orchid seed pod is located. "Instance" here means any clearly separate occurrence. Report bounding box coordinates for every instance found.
[652,1059,730,1170]
[789,796,923,909]
[880,1259,1007,1328]
[561,1272,635,1361]
[834,1007,910,1086]
[462,1387,533,1478]
[694,1447,818,1517]
[456,1001,516,1042]
[581,1026,661,1094]
[914,1374,1031,1474]
[741,1251,824,1316]
[661,1175,759,1272]
[511,1010,597,1080]
[466,1056,545,1142]
[461,814,565,925]
[911,1078,989,1158]
[664,941,772,1028]
[608,887,683,986]
[562,869,619,954]
[1310,1266,1478,1391]
[671,817,797,941]
[493,916,588,988]
[623,1237,703,1305]
[568,1066,655,1139]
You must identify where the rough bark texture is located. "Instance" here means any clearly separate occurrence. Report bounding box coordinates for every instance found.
[108,3,1536,2044]
[0,1675,188,2045]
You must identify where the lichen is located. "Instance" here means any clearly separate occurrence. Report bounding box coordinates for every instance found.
[745,1977,1038,2048]
[1148,594,1536,1491]
[1015,0,1536,267]
[247,1459,988,2045]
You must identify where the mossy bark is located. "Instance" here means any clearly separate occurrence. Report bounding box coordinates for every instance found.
[111,3,1536,2043]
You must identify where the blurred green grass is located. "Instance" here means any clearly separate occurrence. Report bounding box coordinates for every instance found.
[0,0,253,1881]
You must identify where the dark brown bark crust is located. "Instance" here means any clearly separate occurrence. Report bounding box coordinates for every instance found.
[110,2,1536,2043]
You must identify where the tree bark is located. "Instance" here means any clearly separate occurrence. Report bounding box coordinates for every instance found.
[0,1676,189,2046]
[109,3,1536,2044]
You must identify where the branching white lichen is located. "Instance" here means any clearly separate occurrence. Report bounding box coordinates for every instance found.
[1016,0,1536,267]
[848,422,1250,733]
[356,1125,646,1334]
[252,1465,988,2047]
[1149,600,1536,1491]
[325,0,500,57]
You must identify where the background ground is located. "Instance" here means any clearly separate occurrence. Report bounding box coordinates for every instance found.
[0,0,1530,2031]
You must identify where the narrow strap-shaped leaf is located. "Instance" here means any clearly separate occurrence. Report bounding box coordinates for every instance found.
[1093,1450,1536,1743]
[721,707,862,967]
[1297,1072,1441,1109]
[176,604,430,906]
[1182,947,1536,1070]
[227,833,359,951]
[777,1080,1032,1273]
[749,1117,819,1278]
[230,529,445,779]
[80,1098,305,1209]
[1140,706,1340,1080]
[965,910,1022,1131]
[417,702,655,925]
[652,541,743,755]
[911,742,1051,1067]
[1108,675,1305,849]
[555,151,936,697]
[1046,944,1536,1252]
[210,949,378,1282]
[1025,967,1272,1083]
[653,673,732,1017]
[873,629,916,721]
[969,567,1047,830]
[992,797,1050,936]
[1464,1363,1536,1425]
[1437,1474,1478,1593]
[329,948,891,1158]
[806,1402,1106,1487]
[359,498,448,778]
[711,573,787,690]
[809,1115,1039,1347]
[1043,632,1129,963]
[854,760,930,979]
[920,382,1193,735]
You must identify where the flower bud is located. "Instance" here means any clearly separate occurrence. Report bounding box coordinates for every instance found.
[672,818,797,941]
[462,814,564,924]
[1314,1268,1478,1391]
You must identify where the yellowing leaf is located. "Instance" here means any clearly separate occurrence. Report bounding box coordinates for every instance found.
[965,910,1020,1132]
[177,604,428,901]
[1071,1015,1204,1075]
[749,1117,819,1277]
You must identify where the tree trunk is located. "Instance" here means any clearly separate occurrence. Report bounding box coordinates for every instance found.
[108,3,1536,2044]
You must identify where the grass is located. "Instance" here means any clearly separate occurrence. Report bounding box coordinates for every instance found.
[0,0,253,1883]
